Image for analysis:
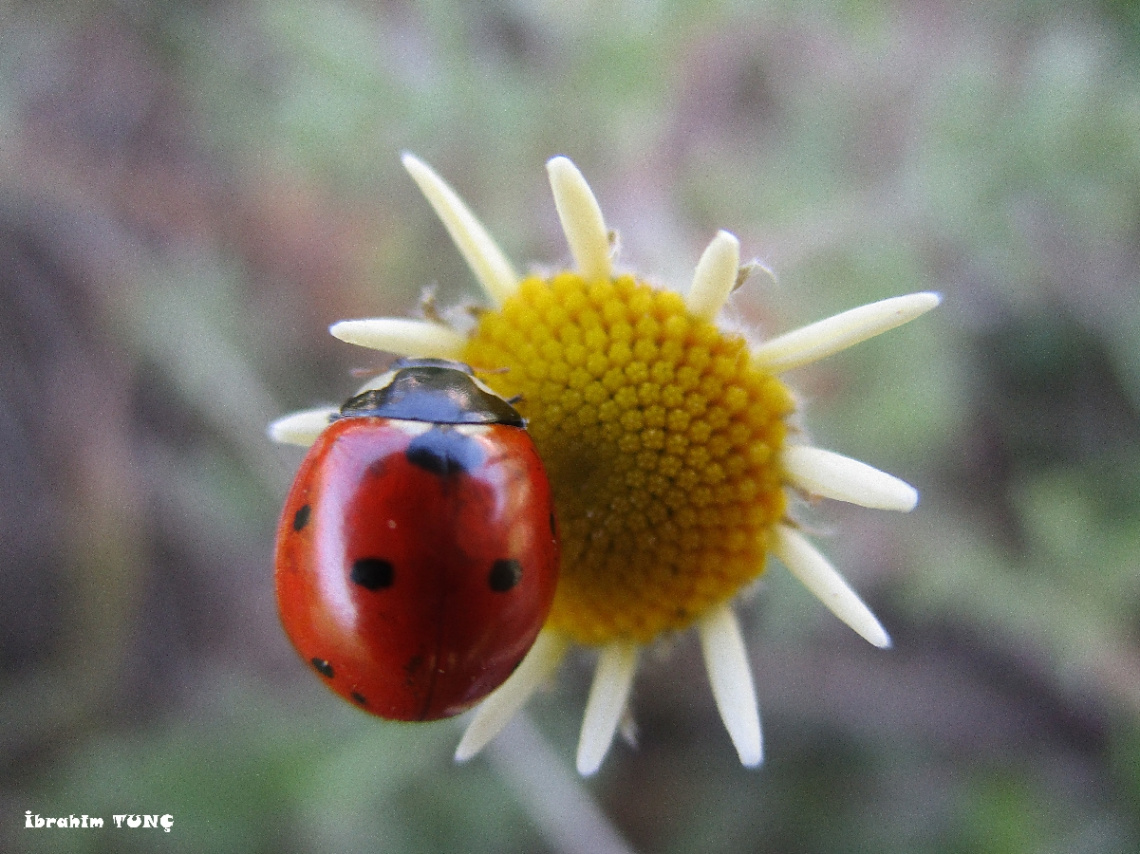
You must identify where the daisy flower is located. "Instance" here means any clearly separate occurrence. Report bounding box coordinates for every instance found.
[271,153,939,775]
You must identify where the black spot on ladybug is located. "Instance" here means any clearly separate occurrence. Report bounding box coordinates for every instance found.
[351,557,395,590]
[489,558,522,592]
[311,658,334,678]
[406,426,487,476]
[292,504,311,532]
[351,692,368,706]
[404,655,426,685]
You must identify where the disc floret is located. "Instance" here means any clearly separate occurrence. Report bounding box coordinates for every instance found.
[270,153,939,775]
[464,271,794,646]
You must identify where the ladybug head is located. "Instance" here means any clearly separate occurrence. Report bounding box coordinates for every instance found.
[338,359,525,427]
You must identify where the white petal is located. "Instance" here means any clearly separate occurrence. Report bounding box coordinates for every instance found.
[771,524,892,648]
[752,292,942,374]
[740,258,778,289]
[781,445,919,512]
[686,230,740,321]
[576,641,639,776]
[329,318,467,359]
[268,407,337,446]
[402,153,520,305]
[697,602,763,767]
[351,369,398,396]
[546,156,612,282]
[455,632,569,763]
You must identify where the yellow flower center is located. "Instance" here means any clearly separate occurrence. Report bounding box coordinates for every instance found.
[462,272,796,645]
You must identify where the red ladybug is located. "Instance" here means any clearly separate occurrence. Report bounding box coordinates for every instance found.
[275,358,559,721]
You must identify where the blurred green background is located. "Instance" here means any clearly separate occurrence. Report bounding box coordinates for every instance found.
[2,0,1139,851]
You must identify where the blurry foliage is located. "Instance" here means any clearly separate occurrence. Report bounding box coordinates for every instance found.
[20,683,545,854]
[2,0,1140,851]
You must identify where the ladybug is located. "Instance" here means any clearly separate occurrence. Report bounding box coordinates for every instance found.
[274,358,559,721]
